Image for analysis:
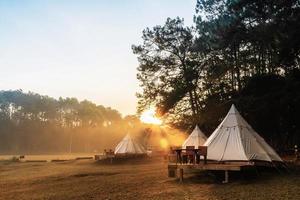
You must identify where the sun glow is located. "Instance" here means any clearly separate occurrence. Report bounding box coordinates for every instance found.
[159,138,169,149]
[140,107,162,125]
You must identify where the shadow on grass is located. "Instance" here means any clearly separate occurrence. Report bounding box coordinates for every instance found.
[165,168,300,200]
[94,156,161,165]
[170,166,295,186]
[71,171,120,178]
[208,168,300,200]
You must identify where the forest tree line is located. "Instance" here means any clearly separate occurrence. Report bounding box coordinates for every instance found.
[132,0,300,150]
[0,90,144,154]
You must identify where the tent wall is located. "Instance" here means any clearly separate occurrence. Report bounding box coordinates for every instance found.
[204,105,282,162]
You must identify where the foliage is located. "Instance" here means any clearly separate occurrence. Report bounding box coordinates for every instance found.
[0,90,133,154]
[133,0,300,149]
[132,18,206,125]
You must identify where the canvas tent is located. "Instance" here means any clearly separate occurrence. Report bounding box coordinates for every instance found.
[182,125,207,149]
[114,134,147,154]
[204,104,282,162]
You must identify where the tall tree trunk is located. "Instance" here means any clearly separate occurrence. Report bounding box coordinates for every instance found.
[233,43,241,91]
[188,90,197,118]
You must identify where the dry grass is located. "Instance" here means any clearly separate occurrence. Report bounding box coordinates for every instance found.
[0,154,96,162]
[0,158,300,200]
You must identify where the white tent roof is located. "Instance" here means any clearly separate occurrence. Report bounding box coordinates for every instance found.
[182,125,207,149]
[114,134,146,154]
[204,104,282,162]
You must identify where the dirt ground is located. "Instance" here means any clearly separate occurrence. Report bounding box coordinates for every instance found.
[1,158,300,200]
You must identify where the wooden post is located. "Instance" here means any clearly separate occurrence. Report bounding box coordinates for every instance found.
[193,150,196,164]
[168,165,177,178]
[179,168,184,183]
[223,170,229,183]
[168,169,176,177]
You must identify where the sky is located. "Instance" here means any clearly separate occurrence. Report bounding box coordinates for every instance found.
[0,0,196,116]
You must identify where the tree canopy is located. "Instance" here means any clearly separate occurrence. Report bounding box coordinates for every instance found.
[133,0,300,150]
[0,90,135,153]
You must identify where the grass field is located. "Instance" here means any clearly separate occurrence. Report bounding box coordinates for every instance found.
[1,158,300,200]
[0,154,96,161]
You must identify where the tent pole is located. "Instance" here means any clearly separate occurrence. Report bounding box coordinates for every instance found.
[222,170,229,183]
[179,168,184,183]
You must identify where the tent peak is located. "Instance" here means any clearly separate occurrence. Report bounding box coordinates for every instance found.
[228,104,239,114]
[182,125,207,149]
[114,133,146,154]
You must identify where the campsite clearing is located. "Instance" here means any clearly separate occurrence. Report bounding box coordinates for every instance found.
[1,158,300,200]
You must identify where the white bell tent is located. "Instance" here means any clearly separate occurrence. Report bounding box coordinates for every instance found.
[182,125,207,149]
[114,134,147,154]
[204,104,282,162]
